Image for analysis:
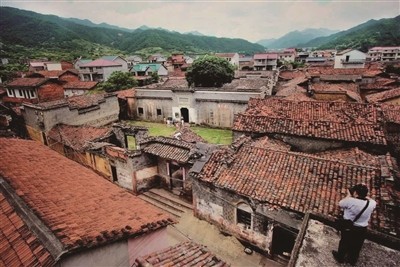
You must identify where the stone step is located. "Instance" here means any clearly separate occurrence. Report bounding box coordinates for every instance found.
[149,188,193,210]
[138,194,183,218]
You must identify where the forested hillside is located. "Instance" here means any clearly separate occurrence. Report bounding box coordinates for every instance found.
[0,7,264,61]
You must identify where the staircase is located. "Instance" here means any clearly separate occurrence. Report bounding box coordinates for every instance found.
[138,188,193,218]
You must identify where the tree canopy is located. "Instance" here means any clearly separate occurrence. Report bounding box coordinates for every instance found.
[185,55,235,87]
[100,71,138,92]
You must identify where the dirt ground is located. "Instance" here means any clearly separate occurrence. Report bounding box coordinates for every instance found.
[170,212,283,267]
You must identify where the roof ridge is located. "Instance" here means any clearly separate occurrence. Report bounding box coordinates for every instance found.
[0,178,66,261]
[242,144,381,170]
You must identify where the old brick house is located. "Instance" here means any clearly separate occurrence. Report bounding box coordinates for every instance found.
[232,97,391,153]
[129,75,276,128]
[22,93,119,144]
[189,138,399,262]
[0,138,184,267]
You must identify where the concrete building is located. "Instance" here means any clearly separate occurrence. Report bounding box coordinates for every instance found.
[79,59,125,82]
[367,46,400,62]
[334,49,366,69]
[253,53,278,71]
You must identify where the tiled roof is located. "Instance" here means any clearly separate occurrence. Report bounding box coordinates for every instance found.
[134,241,230,267]
[117,88,136,99]
[306,67,382,77]
[161,78,189,88]
[314,147,383,166]
[360,78,397,91]
[0,138,174,251]
[172,127,206,143]
[365,88,400,103]
[279,70,307,80]
[311,83,362,102]
[140,136,196,163]
[232,98,386,145]
[215,53,236,58]
[254,53,278,60]
[221,78,268,90]
[193,145,395,232]
[47,124,112,151]
[7,78,47,87]
[381,104,400,124]
[26,93,110,110]
[0,192,55,267]
[63,81,98,90]
[80,59,122,67]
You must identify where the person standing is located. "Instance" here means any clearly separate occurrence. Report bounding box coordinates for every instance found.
[332,184,376,266]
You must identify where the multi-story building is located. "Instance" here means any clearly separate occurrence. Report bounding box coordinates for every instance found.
[367,46,400,62]
[253,53,278,70]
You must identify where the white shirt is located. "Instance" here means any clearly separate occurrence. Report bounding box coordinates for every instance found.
[339,197,376,227]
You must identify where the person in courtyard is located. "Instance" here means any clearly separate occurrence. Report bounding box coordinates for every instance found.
[332,184,376,266]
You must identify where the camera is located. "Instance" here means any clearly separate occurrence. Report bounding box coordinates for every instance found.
[349,185,356,195]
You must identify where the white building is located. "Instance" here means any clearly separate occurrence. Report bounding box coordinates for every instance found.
[215,53,240,67]
[334,49,366,69]
[367,46,400,62]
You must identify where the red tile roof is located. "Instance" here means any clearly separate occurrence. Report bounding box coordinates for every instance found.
[0,138,174,251]
[232,98,386,145]
[117,89,136,99]
[7,78,48,87]
[193,145,396,232]
[134,241,230,267]
[254,53,278,60]
[311,82,362,102]
[27,93,111,110]
[360,78,397,91]
[172,127,206,143]
[47,124,112,151]
[34,70,70,78]
[215,53,237,58]
[0,192,55,267]
[306,67,382,77]
[140,136,196,163]
[382,104,400,124]
[365,88,400,103]
[63,81,98,90]
[80,59,122,67]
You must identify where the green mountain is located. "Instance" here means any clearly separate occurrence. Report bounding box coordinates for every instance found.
[302,16,400,51]
[0,7,264,61]
[258,28,338,49]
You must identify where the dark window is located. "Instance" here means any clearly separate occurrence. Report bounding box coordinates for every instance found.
[138,107,144,115]
[237,209,252,228]
[111,165,118,182]
[156,108,162,116]
[19,90,23,97]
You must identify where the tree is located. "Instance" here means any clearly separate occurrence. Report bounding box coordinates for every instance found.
[185,55,235,87]
[101,71,138,92]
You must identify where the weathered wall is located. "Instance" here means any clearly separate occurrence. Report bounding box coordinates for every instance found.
[58,240,128,267]
[196,101,248,128]
[135,98,173,122]
[384,97,400,105]
[111,157,134,191]
[191,179,274,252]
[26,125,45,143]
[135,166,159,192]
[313,92,349,102]
[86,152,111,178]
[23,95,119,132]
[38,82,65,102]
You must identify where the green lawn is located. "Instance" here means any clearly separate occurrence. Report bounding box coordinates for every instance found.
[126,121,232,145]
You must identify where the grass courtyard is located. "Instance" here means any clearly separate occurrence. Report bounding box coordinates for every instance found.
[126,121,233,145]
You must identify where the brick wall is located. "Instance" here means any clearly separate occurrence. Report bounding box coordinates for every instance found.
[38,81,65,102]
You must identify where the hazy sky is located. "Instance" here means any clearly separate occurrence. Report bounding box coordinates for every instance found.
[2,0,399,42]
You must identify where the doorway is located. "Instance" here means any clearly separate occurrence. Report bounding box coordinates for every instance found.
[270,226,296,262]
[180,107,189,123]
[111,165,118,182]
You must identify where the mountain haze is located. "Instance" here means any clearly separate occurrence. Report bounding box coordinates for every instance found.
[0,7,264,60]
[257,28,338,49]
[301,16,400,51]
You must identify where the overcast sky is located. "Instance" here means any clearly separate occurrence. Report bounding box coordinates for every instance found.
[2,0,399,42]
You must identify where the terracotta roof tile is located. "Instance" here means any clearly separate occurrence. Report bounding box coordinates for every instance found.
[221,78,268,90]
[27,93,112,110]
[232,98,386,145]
[172,127,206,143]
[117,89,136,99]
[80,59,122,67]
[0,138,174,251]
[0,192,55,267]
[307,66,382,77]
[381,104,400,124]
[47,124,112,151]
[360,78,398,91]
[365,87,400,103]
[134,241,230,267]
[311,82,362,102]
[7,78,48,87]
[63,81,98,90]
[193,145,397,233]
[140,136,196,163]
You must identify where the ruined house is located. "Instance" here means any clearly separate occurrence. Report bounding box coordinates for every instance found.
[0,138,180,266]
[22,93,119,144]
[189,138,399,263]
